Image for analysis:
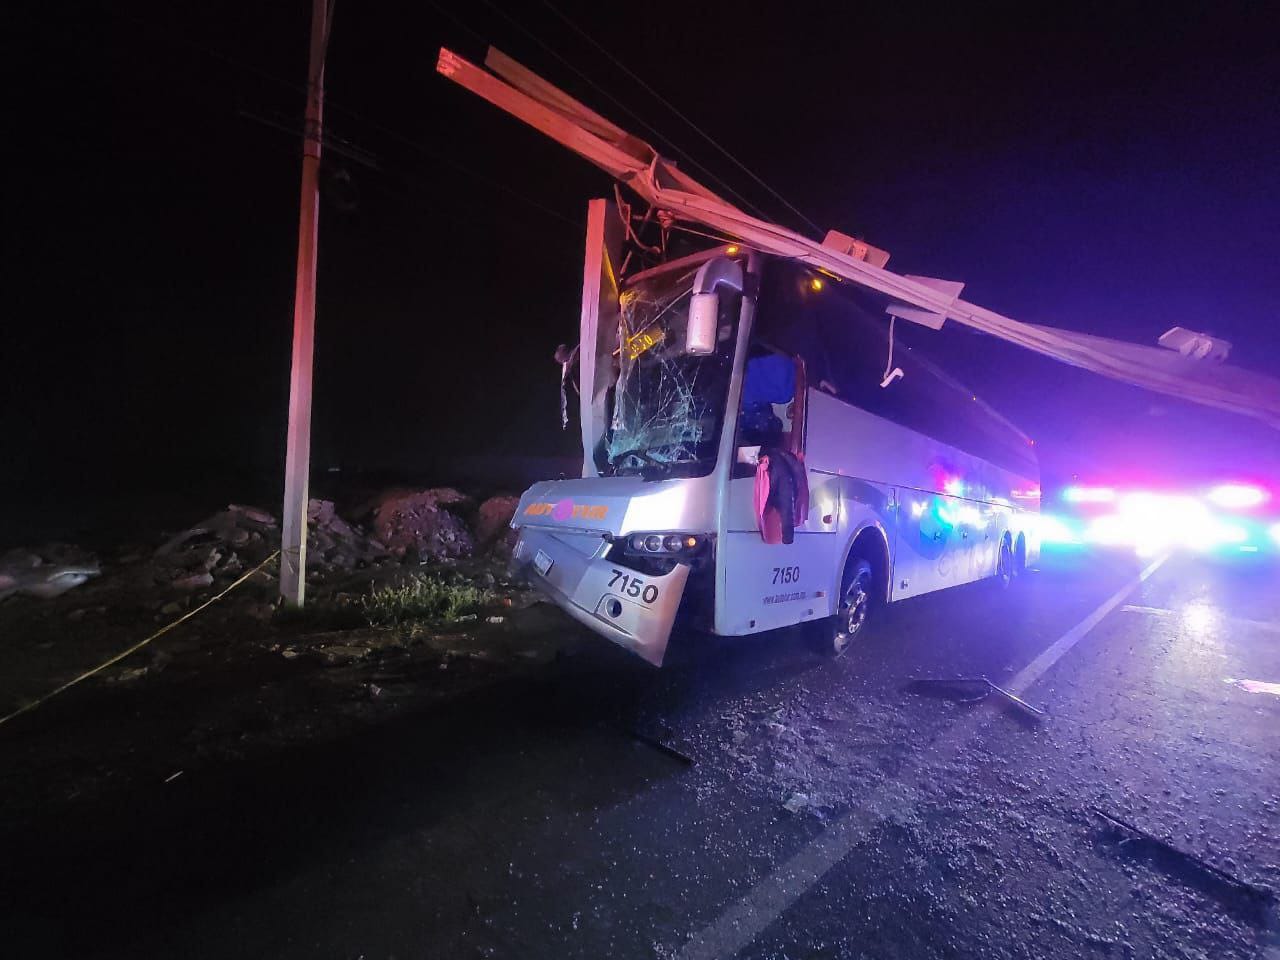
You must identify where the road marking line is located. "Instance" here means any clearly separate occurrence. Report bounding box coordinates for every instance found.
[1004,555,1167,694]
[675,555,1168,960]
[1121,603,1280,635]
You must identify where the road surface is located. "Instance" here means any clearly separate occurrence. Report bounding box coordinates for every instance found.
[4,549,1278,959]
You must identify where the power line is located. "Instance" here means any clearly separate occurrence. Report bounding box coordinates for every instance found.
[106,6,580,231]
[541,0,823,236]
[321,101,584,230]
[109,4,803,244]
[470,0,775,223]
[423,0,488,48]
[109,8,309,99]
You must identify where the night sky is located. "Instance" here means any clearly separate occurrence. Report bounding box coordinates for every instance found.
[5,2,1278,540]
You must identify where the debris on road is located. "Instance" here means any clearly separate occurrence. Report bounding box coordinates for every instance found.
[782,792,816,816]
[1091,808,1276,907]
[1223,677,1280,697]
[172,571,214,591]
[106,665,149,684]
[904,676,1046,718]
[305,498,389,571]
[0,545,100,601]
[145,503,280,590]
[315,644,374,667]
[623,725,695,765]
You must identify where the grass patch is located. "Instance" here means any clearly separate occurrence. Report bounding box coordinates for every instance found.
[360,574,489,627]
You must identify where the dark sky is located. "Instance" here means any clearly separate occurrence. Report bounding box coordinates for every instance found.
[5,1,1278,536]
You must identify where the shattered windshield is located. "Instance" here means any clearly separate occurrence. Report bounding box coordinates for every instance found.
[605,266,738,478]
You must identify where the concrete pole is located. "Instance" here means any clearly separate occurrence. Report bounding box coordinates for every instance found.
[280,0,328,606]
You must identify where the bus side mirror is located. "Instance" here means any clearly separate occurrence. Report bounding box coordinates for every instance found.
[686,292,719,355]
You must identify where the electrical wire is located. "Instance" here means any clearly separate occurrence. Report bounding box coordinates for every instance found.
[109,8,309,99]
[669,222,748,248]
[471,0,775,223]
[104,6,581,231]
[359,164,583,257]
[541,1,823,237]
[110,3,790,239]
[424,0,489,46]
[108,5,805,251]
[325,107,583,230]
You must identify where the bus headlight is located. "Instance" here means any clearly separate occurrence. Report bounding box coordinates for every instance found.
[624,532,705,556]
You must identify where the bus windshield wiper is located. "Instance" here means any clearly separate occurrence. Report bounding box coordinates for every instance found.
[610,447,662,473]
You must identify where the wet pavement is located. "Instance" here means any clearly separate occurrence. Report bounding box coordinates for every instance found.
[3,548,1278,959]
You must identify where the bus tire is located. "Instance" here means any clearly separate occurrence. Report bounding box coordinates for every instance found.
[995,535,1015,589]
[810,557,875,657]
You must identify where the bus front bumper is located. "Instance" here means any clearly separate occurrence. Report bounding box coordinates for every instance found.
[510,527,689,667]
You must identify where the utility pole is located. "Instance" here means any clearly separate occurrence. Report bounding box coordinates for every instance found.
[281,0,329,606]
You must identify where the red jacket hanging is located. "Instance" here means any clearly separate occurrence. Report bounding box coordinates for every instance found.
[754,449,809,544]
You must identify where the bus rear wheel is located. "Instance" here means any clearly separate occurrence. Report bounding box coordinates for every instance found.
[996,536,1014,589]
[811,558,874,657]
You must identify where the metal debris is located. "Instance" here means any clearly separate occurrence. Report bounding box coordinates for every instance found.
[622,726,694,765]
[903,676,1046,718]
[1091,807,1275,905]
[0,545,100,602]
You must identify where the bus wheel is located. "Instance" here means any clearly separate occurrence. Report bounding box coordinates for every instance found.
[813,558,874,657]
[996,536,1014,589]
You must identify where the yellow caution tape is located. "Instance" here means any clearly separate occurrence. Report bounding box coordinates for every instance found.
[0,550,280,729]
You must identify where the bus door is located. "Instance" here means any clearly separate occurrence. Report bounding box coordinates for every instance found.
[717,352,840,635]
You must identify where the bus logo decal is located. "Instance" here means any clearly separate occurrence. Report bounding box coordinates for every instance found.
[524,500,609,521]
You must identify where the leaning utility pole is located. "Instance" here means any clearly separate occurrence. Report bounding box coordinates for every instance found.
[281,0,329,606]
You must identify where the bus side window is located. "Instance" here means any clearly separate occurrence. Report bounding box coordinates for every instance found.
[739,351,795,450]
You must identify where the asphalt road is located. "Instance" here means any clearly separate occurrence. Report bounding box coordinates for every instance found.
[5,548,1278,959]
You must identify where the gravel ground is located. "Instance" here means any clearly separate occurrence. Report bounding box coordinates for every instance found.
[1,549,1276,959]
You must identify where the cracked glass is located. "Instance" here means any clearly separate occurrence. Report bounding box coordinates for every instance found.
[605,266,738,479]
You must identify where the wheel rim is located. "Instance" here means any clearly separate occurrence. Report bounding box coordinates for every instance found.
[834,572,870,654]
[998,541,1013,586]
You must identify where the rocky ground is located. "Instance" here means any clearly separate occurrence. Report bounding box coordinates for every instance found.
[0,487,575,810]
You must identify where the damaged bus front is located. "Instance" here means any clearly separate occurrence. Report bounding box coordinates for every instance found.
[510,200,1039,666]
[510,226,749,665]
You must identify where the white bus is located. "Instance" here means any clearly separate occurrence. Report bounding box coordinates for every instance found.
[510,228,1040,666]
